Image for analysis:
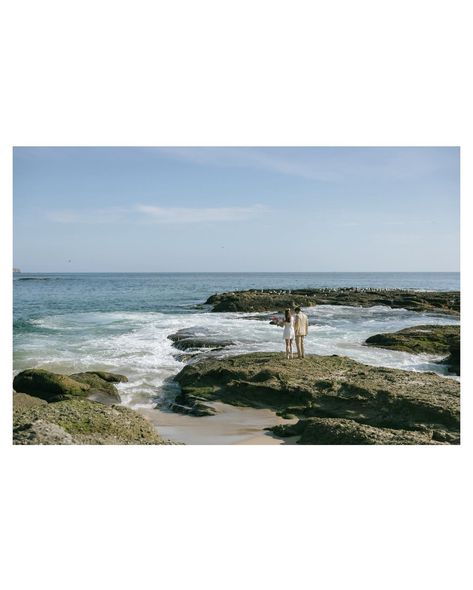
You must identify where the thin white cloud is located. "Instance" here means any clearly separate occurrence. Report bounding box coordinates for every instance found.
[47,204,268,224]
[136,204,267,223]
[152,147,338,181]
[150,147,453,182]
[46,207,129,224]
[380,219,435,226]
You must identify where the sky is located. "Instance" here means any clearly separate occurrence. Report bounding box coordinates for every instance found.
[13,147,460,272]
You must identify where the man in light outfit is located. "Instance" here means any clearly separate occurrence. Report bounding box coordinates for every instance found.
[293,306,309,358]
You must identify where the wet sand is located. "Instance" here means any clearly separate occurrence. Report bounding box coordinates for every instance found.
[137,402,299,445]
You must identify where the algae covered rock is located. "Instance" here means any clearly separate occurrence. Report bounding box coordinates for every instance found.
[172,352,460,445]
[12,391,48,410]
[168,327,235,351]
[365,324,460,375]
[12,370,169,445]
[270,417,444,445]
[13,393,166,445]
[171,390,218,416]
[365,324,458,354]
[14,419,76,445]
[13,368,127,404]
[83,371,128,383]
[443,335,460,375]
[13,369,90,402]
[69,372,121,402]
[206,288,460,315]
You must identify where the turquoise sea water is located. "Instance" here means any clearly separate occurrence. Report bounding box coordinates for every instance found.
[14,272,460,322]
[14,272,460,411]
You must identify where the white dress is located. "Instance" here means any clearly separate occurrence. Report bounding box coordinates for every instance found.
[282,317,295,340]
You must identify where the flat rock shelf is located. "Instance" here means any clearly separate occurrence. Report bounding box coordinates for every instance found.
[206,288,460,315]
[172,352,460,445]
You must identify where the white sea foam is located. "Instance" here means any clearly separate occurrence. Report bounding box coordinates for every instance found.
[13,305,459,409]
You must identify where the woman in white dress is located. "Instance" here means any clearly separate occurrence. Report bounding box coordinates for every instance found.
[282,308,295,359]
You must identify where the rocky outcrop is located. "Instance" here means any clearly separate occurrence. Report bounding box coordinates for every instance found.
[365,324,460,375]
[13,368,125,403]
[167,327,236,363]
[172,352,460,445]
[443,335,460,376]
[13,369,90,402]
[270,417,446,445]
[13,369,168,445]
[81,371,128,383]
[168,327,235,351]
[205,288,460,315]
[13,392,165,445]
[14,419,76,445]
[171,390,218,416]
[69,372,122,403]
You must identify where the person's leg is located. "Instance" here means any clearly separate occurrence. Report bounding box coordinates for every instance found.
[289,338,293,359]
[285,339,290,359]
[295,336,302,358]
[301,336,305,358]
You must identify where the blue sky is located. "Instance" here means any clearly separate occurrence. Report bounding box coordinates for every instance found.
[13,147,459,272]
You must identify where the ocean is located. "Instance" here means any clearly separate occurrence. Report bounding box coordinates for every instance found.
[13,272,460,415]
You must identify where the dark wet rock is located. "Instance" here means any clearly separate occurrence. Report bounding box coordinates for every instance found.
[83,371,129,383]
[269,417,444,445]
[172,352,460,444]
[172,338,234,351]
[69,372,121,402]
[365,325,460,375]
[241,313,277,322]
[13,368,127,404]
[172,352,200,363]
[168,327,235,351]
[205,288,460,315]
[170,390,218,416]
[13,369,90,402]
[442,335,460,375]
[365,324,458,354]
[13,392,166,445]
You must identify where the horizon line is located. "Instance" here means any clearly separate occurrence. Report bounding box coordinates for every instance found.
[13,270,460,274]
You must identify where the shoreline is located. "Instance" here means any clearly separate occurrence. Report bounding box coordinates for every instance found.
[137,402,299,445]
[12,286,461,445]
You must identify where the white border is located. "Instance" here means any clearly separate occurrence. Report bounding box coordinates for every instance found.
[1,1,471,589]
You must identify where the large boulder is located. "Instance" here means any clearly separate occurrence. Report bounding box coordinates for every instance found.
[13,369,127,404]
[13,369,90,402]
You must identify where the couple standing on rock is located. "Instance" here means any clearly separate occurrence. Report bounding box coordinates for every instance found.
[279,307,309,359]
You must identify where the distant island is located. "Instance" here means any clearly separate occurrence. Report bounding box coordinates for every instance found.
[13,268,21,273]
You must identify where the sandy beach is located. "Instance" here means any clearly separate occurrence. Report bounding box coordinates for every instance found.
[137,402,299,445]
